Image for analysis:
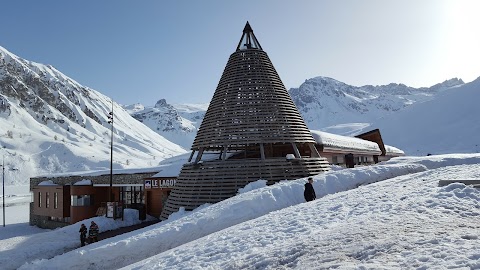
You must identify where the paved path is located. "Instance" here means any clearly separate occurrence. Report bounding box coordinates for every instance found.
[88,220,160,243]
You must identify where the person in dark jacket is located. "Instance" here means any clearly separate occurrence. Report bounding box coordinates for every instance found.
[79,224,87,246]
[88,221,99,243]
[304,177,316,202]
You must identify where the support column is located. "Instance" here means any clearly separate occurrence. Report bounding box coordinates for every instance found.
[308,143,321,158]
[195,148,204,164]
[188,150,195,162]
[260,143,265,160]
[222,145,228,161]
[291,143,301,158]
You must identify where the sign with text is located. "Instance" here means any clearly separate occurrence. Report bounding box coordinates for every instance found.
[144,179,176,189]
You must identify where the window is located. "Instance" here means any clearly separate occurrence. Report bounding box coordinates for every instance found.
[54,193,58,209]
[119,186,144,206]
[332,156,338,165]
[46,192,50,208]
[71,195,93,206]
[38,192,42,208]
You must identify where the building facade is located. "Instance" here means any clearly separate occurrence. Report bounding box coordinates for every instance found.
[30,171,157,229]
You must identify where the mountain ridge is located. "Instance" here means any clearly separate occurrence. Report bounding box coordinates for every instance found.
[129,76,466,149]
[0,46,186,185]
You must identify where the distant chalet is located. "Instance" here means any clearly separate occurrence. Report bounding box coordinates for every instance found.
[160,22,330,220]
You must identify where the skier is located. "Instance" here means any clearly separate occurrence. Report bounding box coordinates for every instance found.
[304,177,316,202]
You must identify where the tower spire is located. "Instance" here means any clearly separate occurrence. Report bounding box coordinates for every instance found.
[236,21,263,51]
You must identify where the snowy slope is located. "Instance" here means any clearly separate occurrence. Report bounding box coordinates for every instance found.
[126,160,480,270]
[10,154,480,270]
[0,46,186,185]
[366,77,480,155]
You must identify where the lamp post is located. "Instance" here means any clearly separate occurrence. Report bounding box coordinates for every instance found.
[2,156,18,227]
[107,99,114,202]
[2,157,5,227]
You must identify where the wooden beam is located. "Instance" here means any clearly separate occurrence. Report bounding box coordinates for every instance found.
[292,143,301,158]
[260,143,265,160]
[194,148,204,164]
[308,143,321,157]
[188,150,195,163]
[222,145,228,161]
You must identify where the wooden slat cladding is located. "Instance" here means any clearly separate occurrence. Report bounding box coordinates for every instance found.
[160,23,330,220]
[160,158,329,219]
[192,50,315,148]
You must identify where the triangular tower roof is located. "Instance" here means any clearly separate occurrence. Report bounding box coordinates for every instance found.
[192,22,314,149]
[236,21,263,51]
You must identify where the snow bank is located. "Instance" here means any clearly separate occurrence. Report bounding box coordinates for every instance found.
[0,209,149,270]
[21,163,427,270]
[383,153,480,170]
[125,164,480,269]
[237,179,267,194]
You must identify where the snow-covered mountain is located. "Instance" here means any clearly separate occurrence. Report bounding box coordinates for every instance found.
[366,77,480,155]
[290,76,464,132]
[0,46,186,185]
[126,101,207,149]
[129,77,466,151]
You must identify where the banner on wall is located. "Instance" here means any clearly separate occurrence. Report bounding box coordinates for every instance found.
[144,179,176,189]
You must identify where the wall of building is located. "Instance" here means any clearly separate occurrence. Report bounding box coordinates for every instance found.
[319,151,377,167]
[146,189,167,218]
[30,172,157,228]
[32,186,70,219]
[30,211,70,229]
[70,185,114,224]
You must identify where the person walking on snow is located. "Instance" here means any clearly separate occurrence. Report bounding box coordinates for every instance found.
[88,221,99,243]
[79,223,87,246]
[304,177,316,202]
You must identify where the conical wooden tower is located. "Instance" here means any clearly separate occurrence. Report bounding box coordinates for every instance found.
[160,22,329,219]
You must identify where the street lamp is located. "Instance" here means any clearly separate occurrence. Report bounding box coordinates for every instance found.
[107,99,114,202]
[1,156,16,227]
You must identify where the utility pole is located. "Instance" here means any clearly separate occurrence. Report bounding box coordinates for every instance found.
[107,99,114,202]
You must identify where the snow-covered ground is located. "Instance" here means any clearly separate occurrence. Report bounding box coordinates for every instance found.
[0,208,155,269]
[0,154,478,269]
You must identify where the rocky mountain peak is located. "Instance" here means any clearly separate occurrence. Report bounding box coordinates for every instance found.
[155,99,169,108]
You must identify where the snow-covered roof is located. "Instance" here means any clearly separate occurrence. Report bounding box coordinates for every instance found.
[35,167,162,178]
[151,152,234,178]
[73,179,92,186]
[151,163,184,178]
[38,180,58,186]
[311,130,382,154]
[385,144,405,156]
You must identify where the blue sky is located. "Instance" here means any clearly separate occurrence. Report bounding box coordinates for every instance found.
[1,0,479,105]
